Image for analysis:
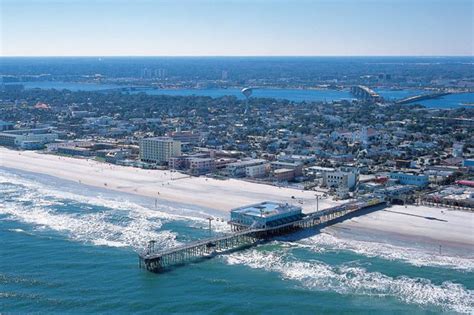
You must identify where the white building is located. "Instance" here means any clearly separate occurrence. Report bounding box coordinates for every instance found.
[0,128,58,149]
[323,167,358,190]
[245,163,269,178]
[453,143,464,158]
[139,137,181,164]
[225,159,267,177]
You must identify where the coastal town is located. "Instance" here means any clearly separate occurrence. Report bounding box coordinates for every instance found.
[1,73,473,213]
[1,0,474,311]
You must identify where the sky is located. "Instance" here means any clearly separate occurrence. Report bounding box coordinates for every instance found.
[1,0,473,57]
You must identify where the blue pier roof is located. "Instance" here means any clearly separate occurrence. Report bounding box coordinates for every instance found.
[231,201,301,218]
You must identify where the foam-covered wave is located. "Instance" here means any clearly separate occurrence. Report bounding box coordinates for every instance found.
[0,169,229,229]
[1,203,177,249]
[0,170,199,221]
[295,233,474,272]
[0,169,229,249]
[225,247,474,314]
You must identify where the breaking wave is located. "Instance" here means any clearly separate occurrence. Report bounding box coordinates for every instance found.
[295,233,474,272]
[0,169,229,249]
[225,247,474,314]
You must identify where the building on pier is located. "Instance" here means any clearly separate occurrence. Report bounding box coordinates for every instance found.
[229,201,303,229]
[139,198,386,273]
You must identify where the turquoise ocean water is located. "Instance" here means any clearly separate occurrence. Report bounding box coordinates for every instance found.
[1,167,473,314]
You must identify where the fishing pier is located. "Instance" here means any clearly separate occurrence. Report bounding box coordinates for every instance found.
[139,198,385,273]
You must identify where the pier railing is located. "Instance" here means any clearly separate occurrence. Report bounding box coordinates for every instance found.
[139,198,385,272]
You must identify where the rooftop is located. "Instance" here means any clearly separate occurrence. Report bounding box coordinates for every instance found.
[143,136,176,142]
[231,201,301,218]
[227,159,266,167]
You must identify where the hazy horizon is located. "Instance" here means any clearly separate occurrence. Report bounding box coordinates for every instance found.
[1,55,473,58]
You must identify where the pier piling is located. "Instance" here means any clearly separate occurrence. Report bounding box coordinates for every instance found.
[139,199,385,273]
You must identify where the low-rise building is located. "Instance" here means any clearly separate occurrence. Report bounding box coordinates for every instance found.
[105,149,131,164]
[323,167,359,190]
[189,158,216,175]
[245,163,269,178]
[224,159,267,178]
[389,172,429,187]
[169,153,216,175]
[165,129,201,144]
[0,121,14,131]
[423,186,474,209]
[57,146,94,157]
[453,142,464,158]
[464,159,474,171]
[273,168,296,182]
[271,161,303,176]
[0,128,58,149]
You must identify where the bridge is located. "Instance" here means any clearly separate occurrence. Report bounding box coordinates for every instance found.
[138,198,385,273]
[394,92,451,105]
[350,85,383,103]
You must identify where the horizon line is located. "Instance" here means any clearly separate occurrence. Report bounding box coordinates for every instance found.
[1,55,474,59]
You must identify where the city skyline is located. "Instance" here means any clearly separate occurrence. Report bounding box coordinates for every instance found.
[1,0,473,57]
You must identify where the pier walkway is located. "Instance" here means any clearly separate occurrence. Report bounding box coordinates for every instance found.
[139,198,385,272]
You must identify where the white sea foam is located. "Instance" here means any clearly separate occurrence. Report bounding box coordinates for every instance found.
[0,168,233,249]
[294,233,474,272]
[0,169,229,228]
[225,247,474,314]
[1,201,180,249]
[7,228,33,236]
[0,170,188,249]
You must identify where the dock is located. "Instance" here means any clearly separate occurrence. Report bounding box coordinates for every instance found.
[139,198,385,273]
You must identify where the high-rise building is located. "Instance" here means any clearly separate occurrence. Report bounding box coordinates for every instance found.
[139,137,181,164]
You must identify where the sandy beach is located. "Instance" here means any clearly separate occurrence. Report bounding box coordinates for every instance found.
[332,204,474,253]
[0,147,340,213]
[2,147,473,251]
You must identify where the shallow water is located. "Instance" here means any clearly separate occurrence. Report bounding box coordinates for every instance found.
[0,168,472,314]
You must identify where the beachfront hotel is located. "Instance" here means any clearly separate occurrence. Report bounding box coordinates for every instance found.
[139,137,181,164]
[0,128,59,150]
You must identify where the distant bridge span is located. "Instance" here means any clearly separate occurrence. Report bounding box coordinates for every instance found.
[350,85,383,103]
[394,92,451,105]
[351,86,452,105]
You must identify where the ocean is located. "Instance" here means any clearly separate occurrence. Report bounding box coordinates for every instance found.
[5,81,474,109]
[1,167,473,314]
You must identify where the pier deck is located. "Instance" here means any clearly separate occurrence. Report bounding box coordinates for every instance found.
[139,198,385,272]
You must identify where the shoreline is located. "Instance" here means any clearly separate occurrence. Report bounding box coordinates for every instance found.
[0,148,474,260]
[330,204,474,256]
[1,147,473,255]
[0,147,339,214]
[0,166,225,220]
